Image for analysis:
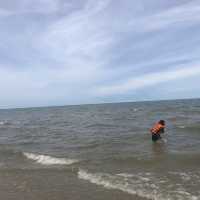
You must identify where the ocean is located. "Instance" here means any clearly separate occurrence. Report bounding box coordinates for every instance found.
[0,99,200,200]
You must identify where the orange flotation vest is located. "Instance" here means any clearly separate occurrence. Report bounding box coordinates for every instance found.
[150,123,165,135]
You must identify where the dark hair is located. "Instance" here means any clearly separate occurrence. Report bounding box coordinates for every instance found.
[159,120,165,125]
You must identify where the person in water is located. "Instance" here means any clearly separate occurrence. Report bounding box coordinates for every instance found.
[150,120,165,142]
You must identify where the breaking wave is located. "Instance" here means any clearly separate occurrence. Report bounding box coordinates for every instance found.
[78,169,200,200]
[23,152,78,165]
[78,169,155,199]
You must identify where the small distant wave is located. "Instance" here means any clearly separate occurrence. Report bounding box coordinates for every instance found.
[78,169,200,200]
[0,120,21,127]
[177,125,186,129]
[85,123,116,129]
[23,152,78,166]
[0,121,6,125]
[0,120,11,126]
[176,124,200,133]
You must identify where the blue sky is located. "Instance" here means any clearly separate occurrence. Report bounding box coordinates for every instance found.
[0,0,200,108]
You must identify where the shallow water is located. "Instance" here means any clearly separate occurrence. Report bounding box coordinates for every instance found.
[0,99,200,200]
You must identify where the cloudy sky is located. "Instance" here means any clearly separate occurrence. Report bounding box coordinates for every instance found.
[0,0,200,108]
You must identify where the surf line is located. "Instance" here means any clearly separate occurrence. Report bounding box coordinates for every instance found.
[23,152,78,165]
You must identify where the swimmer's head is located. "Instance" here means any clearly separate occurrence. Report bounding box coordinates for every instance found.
[159,120,165,125]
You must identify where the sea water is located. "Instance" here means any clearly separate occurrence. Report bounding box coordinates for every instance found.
[0,99,199,200]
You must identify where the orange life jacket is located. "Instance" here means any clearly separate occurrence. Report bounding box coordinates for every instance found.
[150,123,165,135]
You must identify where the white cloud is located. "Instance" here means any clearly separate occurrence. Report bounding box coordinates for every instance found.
[133,1,200,41]
[0,64,104,103]
[34,0,113,88]
[39,0,113,58]
[95,64,200,95]
[128,1,200,33]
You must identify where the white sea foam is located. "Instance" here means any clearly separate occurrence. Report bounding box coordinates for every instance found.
[117,173,135,178]
[117,173,150,182]
[169,172,200,182]
[169,172,191,181]
[78,169,200,200]
[23,152,78,165]
[78,169,158,200]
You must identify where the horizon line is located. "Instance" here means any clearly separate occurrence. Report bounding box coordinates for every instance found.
[0,96,199,111]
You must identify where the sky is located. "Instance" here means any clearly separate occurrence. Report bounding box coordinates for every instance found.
[0,0,200,108]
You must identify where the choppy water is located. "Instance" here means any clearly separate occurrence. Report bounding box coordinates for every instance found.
[0,99,200,200]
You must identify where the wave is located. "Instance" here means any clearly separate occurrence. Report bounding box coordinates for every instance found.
[0,120,11,126]
[176,124,200,131]
[78,169,155,200]
[78,169,200,200]
[85,123,116,129]
[23,152,78,166]
[0,120,21,127]
[169,171,200,182]
[177,125,186,129]
[0,121,6,125]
